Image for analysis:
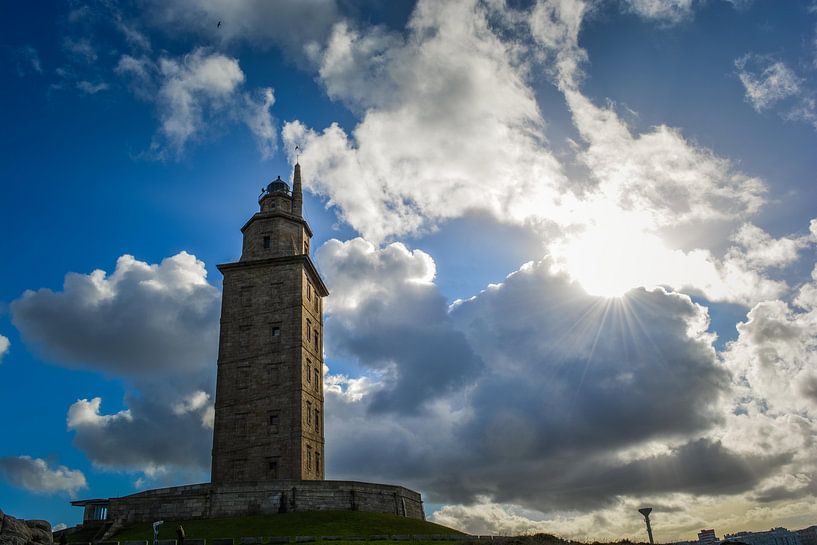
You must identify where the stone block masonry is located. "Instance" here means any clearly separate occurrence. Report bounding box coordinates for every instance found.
[106,480,424,523]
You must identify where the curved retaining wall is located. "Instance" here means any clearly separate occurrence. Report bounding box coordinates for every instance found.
[107,480,424,523]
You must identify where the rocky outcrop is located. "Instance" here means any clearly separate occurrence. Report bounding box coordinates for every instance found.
[0,510,53,545]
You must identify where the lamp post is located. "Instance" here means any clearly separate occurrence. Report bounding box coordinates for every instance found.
[638,508,654,544]
[152,520,164,545]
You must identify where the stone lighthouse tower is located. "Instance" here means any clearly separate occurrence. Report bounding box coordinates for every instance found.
[211,163,329,483]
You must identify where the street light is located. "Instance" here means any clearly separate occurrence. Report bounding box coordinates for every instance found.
[638,508,654,544]
[152,520,164,545]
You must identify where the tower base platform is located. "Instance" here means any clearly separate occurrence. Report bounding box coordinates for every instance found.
[72,480,424,525]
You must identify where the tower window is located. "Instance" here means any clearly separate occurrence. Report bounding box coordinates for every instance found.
[263,236,271,249]
[314,330,319,350]
[306,446,312,470]
[316,452,321,473]
[267,459,278,479]
[306,319,312,341]
[240,286,252,307]
[269,413,279,434]
[307,401,312,425]
[237,365,250,390]
[307,283,312,301]
[314,369,320,391]
[306,363,311,383]
[271,325,281,339]
[315,409,320,432]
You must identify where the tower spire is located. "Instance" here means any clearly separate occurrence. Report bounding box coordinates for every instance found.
[292,160,303,217]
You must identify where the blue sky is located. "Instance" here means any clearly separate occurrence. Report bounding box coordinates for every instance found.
[2,0,817,540]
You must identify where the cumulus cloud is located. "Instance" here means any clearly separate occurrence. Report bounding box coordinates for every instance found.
[116,47,277,158]
[0,335,9,362]
[713,267,817,510]
[67,396,212,479]
[563,89,766,226]
[0,456,87,496]
[11,252,219,378]
[284,1,569,242]
[316,241,783,517]
[317,238,483,412]
[12,252,220,481]
[286,0,776,313]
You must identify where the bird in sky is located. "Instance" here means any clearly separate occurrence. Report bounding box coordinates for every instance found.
[217,21,222,28]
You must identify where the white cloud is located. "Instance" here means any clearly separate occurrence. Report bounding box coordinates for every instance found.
[76,80,109,94]
[736,55,802,112]
[156,48,245,153]
[284,1,570,242]
[67,395,212,479]
[243,87,278,159]
[316,238,436,312]
[12,253,221,483]
[171,390,215,429]
[62,38,97,63]
[562,89,766,227]
[622,0,695,24]
[735,54,817,131]
[116,47,277,158]
[11,252,220,378]
[68,397,132,428]
[316,240,787,524]
[0,335,9,362]
[0,456,87,496]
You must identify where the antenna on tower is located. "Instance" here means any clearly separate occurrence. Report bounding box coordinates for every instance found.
[295,145,301,164]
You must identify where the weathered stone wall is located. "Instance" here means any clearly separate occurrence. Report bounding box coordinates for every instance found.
[107,481,424,523]
[212,175,327,484]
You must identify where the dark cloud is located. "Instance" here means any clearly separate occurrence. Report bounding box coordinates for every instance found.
[0,456,87,496]
[318,238,484,413]
[11,252,219,380]
[321,253,774,511]
[11,252,219,481]
[329,281,484,413]
[67,394,212,481]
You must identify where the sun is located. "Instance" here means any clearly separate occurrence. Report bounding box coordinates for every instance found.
[553,218,674,298]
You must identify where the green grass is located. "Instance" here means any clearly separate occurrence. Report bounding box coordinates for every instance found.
[113,511,464,542]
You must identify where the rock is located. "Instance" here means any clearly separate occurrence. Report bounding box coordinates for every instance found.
[0,511,52,545]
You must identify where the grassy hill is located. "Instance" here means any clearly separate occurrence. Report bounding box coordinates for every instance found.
[112,511,465,542]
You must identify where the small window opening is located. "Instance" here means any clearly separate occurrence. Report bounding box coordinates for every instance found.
[263,236,271,249]
[271,326,280,338]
